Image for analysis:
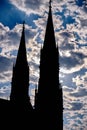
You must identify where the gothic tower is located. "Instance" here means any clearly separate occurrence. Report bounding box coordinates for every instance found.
[10,22,33,112]
[35,0,63,129]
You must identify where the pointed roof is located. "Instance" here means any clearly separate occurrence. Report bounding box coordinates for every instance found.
[43,0,56,49]
[15,21,27,66]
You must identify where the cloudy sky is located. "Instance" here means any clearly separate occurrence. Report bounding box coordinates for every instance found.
[0,0,87,129]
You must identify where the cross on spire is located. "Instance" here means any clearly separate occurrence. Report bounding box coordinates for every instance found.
[23,21,25,29]
[49,0,52,8]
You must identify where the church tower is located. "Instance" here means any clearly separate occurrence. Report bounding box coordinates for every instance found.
[10,22,33,111]
[35,0,63,129]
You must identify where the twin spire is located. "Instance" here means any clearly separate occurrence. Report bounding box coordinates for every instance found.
[15,21,28,67]
[16,0,53,67]
[10,0,63,129]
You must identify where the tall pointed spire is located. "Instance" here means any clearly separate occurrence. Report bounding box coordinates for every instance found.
[10,22,33,111]
[35,0,63,129]
[16,21,27,66]
[43,0,56,50]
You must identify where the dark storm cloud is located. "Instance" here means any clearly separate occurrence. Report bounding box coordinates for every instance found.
[29,61,39,69]
[60,31,72,38]
[59,38,74,51]
[70,88,87,98]
[70,102,83,110]
[24,28,36,43]
[7,27,35,46]
[60,52,85,69]
[80,19,87,27]
[63,86,73,92]
[7,31,20,45]
[30,75,39,83]
[59,31,75,51]
[24,0,42,9]
[0,23,36,51]
[0,56,12,72]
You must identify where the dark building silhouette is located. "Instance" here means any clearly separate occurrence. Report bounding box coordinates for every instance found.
[10,22,33,112]
[0,0,63,129]
[35,0,63,129]
[0,22,33,128]
[10,22,34,128]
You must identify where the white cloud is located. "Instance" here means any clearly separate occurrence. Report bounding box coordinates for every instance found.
[0,85,11,99]
[0,23,37,56]
[0,71,12,83]
[72,72,87,87]
[0,22,40,98]
[10,0,48,15]
[1,0,87,129]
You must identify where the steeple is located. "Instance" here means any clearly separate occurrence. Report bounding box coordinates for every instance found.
[16,21,27,66]
[43,0,56,49]
[35,0,63,129]
[10,22,33,111]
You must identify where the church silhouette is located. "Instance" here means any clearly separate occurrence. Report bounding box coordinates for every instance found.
[0,1,63,129]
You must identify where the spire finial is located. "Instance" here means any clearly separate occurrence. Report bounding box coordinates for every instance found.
[23,21,25,28]
[49,0,52,8]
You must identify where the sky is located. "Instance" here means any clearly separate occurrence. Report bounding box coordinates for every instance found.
[0,0,87,129]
